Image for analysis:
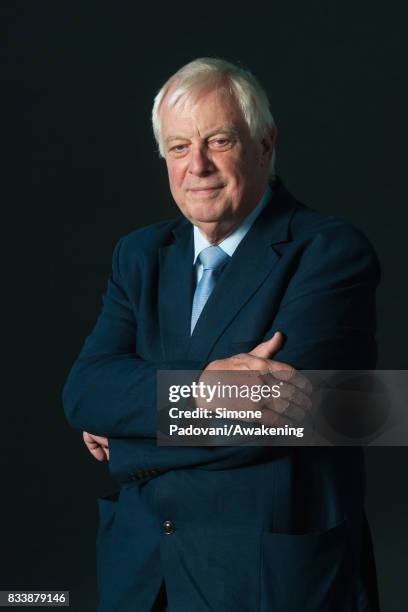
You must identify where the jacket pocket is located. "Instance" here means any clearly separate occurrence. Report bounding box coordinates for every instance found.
[259,519,356,612]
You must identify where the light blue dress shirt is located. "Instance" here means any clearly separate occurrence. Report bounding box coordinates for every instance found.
[193,185,272,283]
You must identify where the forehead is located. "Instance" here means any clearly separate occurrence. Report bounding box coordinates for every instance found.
[160,87,246,138]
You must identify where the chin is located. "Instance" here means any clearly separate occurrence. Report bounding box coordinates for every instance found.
[189,209,227,226]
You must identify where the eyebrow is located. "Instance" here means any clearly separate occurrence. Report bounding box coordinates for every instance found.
[165,126,239,144]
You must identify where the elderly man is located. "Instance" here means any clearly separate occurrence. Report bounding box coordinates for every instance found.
[63,58,380,611]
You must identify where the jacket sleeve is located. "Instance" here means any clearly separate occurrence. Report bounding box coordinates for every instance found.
[266,224,381,370]
[62,237,205,438]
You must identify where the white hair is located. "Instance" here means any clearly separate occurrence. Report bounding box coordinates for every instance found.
[152,57,277,176]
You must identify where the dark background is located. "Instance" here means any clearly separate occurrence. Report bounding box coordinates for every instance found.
[2,2,407,611]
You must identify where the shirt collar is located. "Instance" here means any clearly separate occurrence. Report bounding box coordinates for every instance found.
[193,184,272,264]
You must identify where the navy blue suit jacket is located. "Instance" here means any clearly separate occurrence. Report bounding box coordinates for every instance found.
[63,180,381,611]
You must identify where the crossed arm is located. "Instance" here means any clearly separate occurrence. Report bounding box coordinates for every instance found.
[65,224,380,468]
[82,331,312,461]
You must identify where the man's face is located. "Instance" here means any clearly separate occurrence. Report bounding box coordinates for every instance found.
[160,86,274,242]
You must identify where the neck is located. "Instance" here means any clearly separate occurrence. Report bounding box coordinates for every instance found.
[195,182,271,243]
[196,219,242,244]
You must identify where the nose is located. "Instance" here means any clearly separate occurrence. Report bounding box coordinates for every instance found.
[188,144,214,177]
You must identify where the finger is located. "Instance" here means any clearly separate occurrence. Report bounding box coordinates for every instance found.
[84,432,109,447]
[84,439,100,453]
[264,365,313,395]
[261,398,306,422]
[84,431,102,446]
[89,446,108,462]
[84,435,99,452]
[91,434,109,446]
[276,383,312,411]
[83,432,109,461]
[249,332,284,359]
[258,410,295,428]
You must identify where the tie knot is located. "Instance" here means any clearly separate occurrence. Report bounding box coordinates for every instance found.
[199,246,229,271]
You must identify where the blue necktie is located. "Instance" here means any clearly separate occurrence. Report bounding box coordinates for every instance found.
[190,246,230,334]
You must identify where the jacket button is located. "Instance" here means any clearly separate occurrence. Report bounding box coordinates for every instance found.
[162,520,175,535]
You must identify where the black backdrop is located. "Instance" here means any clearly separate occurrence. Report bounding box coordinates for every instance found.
[2,2,407,611]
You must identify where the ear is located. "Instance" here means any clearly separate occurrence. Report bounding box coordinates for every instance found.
[260,127,277,166]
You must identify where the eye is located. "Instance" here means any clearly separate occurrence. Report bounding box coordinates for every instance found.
[208,137,234,150]
[169,143,189,157]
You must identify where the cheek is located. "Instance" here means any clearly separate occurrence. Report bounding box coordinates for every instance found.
[167,162,186,189]
[221,152,247,183]
[166,165,180,192]
[223,164,245,193]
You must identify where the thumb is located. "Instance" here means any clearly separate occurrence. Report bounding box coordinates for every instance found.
[249,331,284,359]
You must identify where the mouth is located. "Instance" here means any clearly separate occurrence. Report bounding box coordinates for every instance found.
[188,186,224,197]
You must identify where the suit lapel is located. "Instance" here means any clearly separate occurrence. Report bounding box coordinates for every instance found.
[158,220,194,360]
[187,183,298,361]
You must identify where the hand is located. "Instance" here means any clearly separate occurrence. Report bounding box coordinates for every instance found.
[202,332,312,425]
[83,431,110,461]
[205,331,288,373]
